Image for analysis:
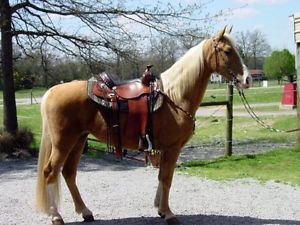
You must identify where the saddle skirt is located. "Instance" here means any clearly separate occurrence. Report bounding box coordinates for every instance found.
[87,73,164,112]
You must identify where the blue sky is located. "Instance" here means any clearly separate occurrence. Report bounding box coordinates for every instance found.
[125,0,299,53]
[207,0,299,53]
[47,0,299,54]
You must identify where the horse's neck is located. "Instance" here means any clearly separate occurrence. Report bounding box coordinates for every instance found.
[162,71,211,117]
[161,40,212,116]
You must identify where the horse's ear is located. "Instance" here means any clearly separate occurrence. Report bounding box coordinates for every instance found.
[226,26,233,34]
[215,26,226,41]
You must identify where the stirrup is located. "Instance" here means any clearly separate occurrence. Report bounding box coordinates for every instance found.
[139,134,152,152]
[138,134,152,152]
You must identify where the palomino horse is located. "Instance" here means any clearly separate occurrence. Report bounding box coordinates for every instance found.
[36,27,245,225]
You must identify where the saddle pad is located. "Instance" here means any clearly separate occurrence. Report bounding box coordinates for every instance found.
[87,77,164,112]
[87,78,113,108]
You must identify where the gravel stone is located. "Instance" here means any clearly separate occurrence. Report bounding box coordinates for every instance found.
[0,154,300,225]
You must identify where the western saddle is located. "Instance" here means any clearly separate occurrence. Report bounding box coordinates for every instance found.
[87,65,163,159]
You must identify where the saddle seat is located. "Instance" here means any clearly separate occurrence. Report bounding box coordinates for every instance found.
[93,72,154,100]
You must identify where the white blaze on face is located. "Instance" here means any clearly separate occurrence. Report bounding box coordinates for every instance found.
[237,64,251,89]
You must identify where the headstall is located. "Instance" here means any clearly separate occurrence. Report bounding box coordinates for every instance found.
[211,37,240,87]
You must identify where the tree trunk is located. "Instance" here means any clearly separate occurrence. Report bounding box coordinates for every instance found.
[1,0,18,133]
[253,52,257,69]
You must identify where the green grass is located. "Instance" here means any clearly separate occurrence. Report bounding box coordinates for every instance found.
[207,80,280,90]
[0,103,107,152]
[0,90,297,150]
[234,105,280,112]
[203,86,282,104]
[0,85,298,159]
[190,116,297,146]
[178,147,300,186]
[6,104,295,153]
[0,87,46,99]
[87,136,108,154]
[1,86,299,186]
[0,104,41,149]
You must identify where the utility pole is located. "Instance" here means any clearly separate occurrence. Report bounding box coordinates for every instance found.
[292,12,300,145]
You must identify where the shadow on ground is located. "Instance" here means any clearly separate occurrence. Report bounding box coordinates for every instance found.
[0,153,146,177]
[66,214,300,225]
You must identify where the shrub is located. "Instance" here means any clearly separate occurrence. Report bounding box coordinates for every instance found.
[14,127,34,150]
[0,127,35,158]
[0,131,14,154]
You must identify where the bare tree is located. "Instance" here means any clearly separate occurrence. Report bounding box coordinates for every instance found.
[235,31,252,66]
[0,0,223,134]
[235,29,271,69]
[147,35,180,73]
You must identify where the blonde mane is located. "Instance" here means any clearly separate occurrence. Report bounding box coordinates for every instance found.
[160,39,207,108]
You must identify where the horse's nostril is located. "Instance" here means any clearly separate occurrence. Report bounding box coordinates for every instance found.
[246,77,249,84]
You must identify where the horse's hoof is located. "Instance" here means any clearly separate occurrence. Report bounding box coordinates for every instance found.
[158,211,165,218]
[83,214,95,222]
[52,219,65,225]
[166,217,182,225]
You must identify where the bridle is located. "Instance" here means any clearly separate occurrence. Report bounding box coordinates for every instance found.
[211,37,241,88]
[211,36,300,133]
[160,37,242,123]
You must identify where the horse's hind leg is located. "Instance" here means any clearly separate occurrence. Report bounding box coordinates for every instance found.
[44,148,69,225]
[44,134,88,225]
[62,134,94,222]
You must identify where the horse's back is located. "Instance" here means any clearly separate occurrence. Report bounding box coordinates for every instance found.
[43,80,100,135]
[46,80,88,105]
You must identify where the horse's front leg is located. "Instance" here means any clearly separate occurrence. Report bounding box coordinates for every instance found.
[154,148,181,225]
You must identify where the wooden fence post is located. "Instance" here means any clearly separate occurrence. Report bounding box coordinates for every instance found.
[297,42,300,146]
[225,83,233,156]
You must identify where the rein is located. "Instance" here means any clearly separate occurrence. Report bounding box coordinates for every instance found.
[237,88,300,133]
[157,90,196,122]
[212,37,300,133]
[213,36,299,133]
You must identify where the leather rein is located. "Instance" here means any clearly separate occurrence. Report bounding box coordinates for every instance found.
[157,90,196,122]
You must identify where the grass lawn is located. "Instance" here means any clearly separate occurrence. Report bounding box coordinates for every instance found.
[203,86,282,104]
[0,85,297,148]
[178,147,300,186]
[4,104,43,149]
[234,105,280,112]
[0,87,46,100]
[0,81,283,105]
[0,102,297,151]
[189,115,297,146]
[0,103,107,152]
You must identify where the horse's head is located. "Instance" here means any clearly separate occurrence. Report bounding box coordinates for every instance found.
[206,27,247,89]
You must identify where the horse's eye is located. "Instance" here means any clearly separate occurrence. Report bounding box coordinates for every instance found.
[224,49,232,55]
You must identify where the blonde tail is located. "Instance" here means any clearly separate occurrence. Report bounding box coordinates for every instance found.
[36,90,60,214]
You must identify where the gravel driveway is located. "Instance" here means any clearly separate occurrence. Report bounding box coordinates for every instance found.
[1,156,300,225]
